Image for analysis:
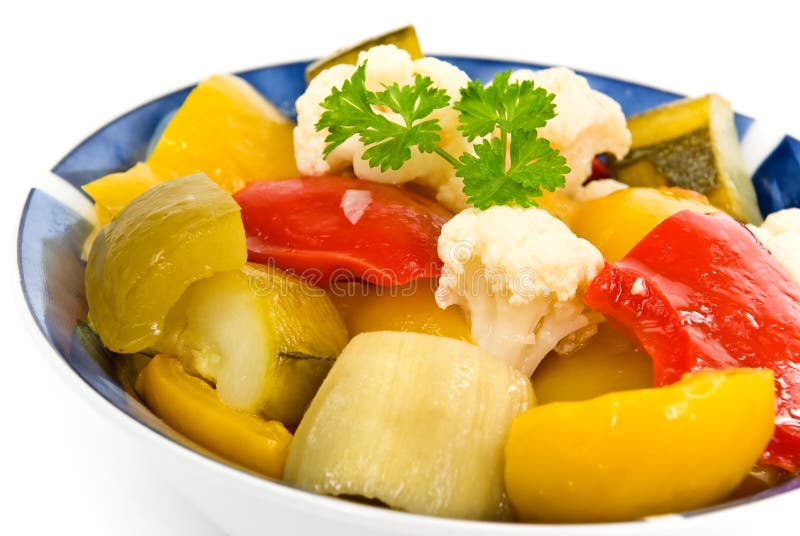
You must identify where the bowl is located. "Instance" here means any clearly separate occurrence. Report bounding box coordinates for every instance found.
[17,56,800,535]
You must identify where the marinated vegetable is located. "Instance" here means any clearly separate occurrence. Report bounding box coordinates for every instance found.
[571,186,716,261]
[285,331,534,520]
[296,49,571,213]
[83,73,298,222]
[304,25,422,82]
[509,67,631,197]
[436,205,604,376]
[77,31,800,525]
[610,94,762,223]
[585,209,800,471]
[531,322,652,404]
[506,368,775,522]
[85,174,247,353]
[83,162,160,226]
[234,176,451,286]
[136,354,292,479]
[329,279,471,341]
[747,207,800,286]
[157,263,348,425]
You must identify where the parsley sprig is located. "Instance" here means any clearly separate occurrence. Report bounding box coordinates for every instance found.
[316,63,570,209]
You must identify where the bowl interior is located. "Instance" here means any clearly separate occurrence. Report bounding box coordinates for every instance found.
[18,56,800,524]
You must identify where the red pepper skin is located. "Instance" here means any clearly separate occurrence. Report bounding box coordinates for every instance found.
[233,176,451,286]
[587,156,611,182]
[585,210,800,472]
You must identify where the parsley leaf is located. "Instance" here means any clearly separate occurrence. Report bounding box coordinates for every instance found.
[457,138,538,209]
[314,65,570,209]
[316,62,451,172]
[457,130,568,209]
[454,71,557,140]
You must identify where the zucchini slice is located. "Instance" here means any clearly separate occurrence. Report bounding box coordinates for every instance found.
[304,26,423,82]
[610,94,762,223]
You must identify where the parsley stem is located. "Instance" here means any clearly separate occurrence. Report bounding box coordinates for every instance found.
[433,146,460,169]
[500,130,509,173]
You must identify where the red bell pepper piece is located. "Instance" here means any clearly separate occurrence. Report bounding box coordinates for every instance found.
[233,176,451,286]
[585,210,800,472]
[587,156,611,182]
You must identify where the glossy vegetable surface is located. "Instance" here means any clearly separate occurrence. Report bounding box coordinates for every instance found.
[531,323,652,404]
[585,209,800,471]
[235,176,452,285]
[83,162,160,225]
[506,368,775,522]
[329,279,471,341]
[571,187,715,261]
[85,174,247,353]
[82,73,298,222]
[285,331,534,520]
[157,263,348,426]
[136,354,292,479]
[610,94,762,223]
[147,73,299,192]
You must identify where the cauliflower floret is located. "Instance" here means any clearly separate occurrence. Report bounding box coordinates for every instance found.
[508,67,631,198]
[294,45,473,211]
[747,208,800,286]
[436,205,605,376]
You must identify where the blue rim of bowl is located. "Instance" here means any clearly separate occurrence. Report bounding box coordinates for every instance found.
[18,56,800,527]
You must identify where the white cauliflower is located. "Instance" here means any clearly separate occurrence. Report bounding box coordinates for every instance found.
[509,67,631,198]
[294,45,473,211]
[747,208,800,286]
[435,205,605,376]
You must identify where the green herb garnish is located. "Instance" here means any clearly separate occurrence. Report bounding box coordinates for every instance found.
[316,63,570,209]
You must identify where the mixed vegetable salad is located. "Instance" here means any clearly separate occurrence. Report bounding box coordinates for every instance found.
[81,27,800,523]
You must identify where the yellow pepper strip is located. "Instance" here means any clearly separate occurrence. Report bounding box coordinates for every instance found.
[135,354,292,479]
[505,368,775,523]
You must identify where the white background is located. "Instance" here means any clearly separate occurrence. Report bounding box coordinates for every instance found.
[2,1,799,534]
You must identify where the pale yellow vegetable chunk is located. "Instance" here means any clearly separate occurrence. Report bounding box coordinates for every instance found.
[285,331,534,520]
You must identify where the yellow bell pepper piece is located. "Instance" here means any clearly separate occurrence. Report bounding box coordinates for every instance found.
[571,186,717,261]
[136,354,292,479]
[505,368,775,523]
[535,189,580,228]
[329,279,471,342]
[83,162,160,226]
[532,323,652,404]
[83,74,299,223]
[147,74,298,192]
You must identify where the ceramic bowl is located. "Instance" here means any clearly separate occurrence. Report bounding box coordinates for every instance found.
[17,57,800,535]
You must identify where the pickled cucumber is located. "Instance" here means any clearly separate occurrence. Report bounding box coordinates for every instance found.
[85,174,247,353]
[156,263,348,426]
[304,26,423,82]
[610,94,762,223]
[285,331,535,520]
